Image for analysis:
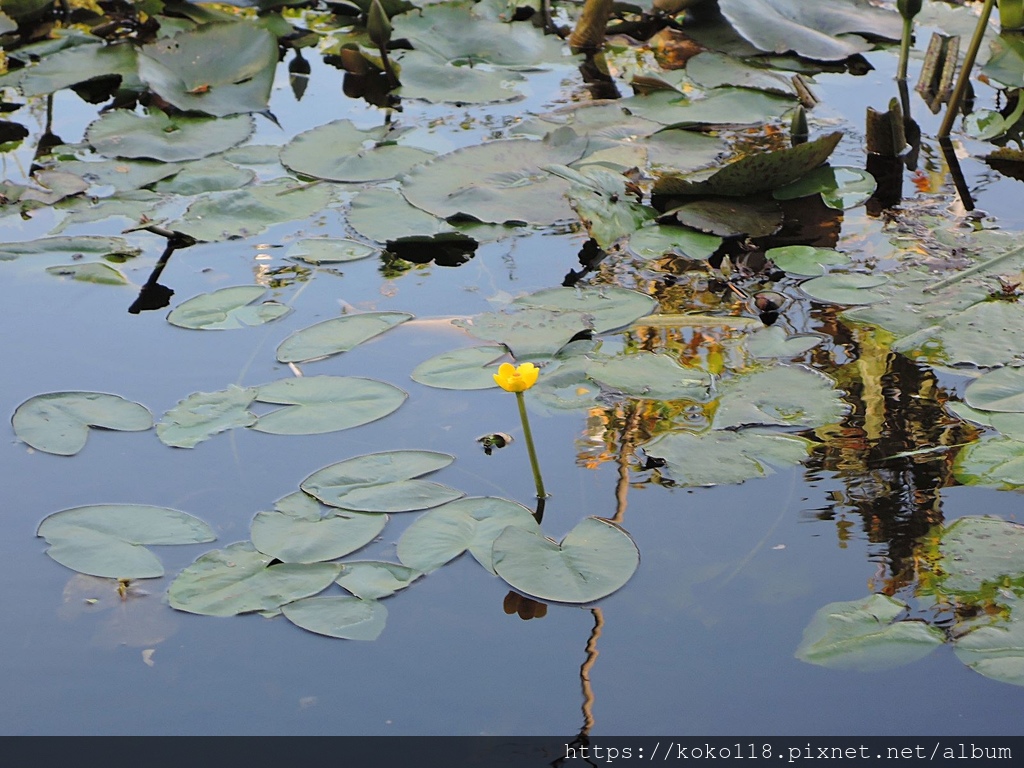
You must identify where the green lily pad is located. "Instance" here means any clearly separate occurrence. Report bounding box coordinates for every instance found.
[643,428,813,486]
[799,273,889,305]
[619,88,795,129]
[137,22,278,116]
[335,562,421,600]
[410,345,508,390]
[250,491,387,564]
[348,188,451,243]
[37,504,216,580]
[49,194,163,235]
[401,131,588,225]
[667,197,783,238]
[891,301,1024,368]
[550,165,656,249]
[0,235,141,263]
[965,365,1024,413]
[955,437,1024,490]
[946,402,1024,441]
[628,223,723,261]
[744,326,825,358]
[955,609,1024,687]
[172,178,334,242]
[397,496,540,574]
[45,262,129,285]
[714,365,848,429]
[167,286,290,330]
[276,312,413,364]
[795,594,944,671]
[168,541,342,616]
[773,166,877,210]
[153,158,255,195]
[454,307,592,359]
[718,0,903,61]
[686,51,796,95]
[301,450,462,513]
[492,517,639,604]
[512,286,658,334]
[250,376,406,435]
[86,110,254,162]
[57,159,184,194]
[156,385,257,449]
[286,238,376,265]
[654,132,843,197]
[585,353,712,401]
[281,596,387,640]
[934,517,1024,594]
[15,41,139,97]
[13,392,153,456]
[767,245,851,276]
[397,51,526,105]
[280,120,434,182]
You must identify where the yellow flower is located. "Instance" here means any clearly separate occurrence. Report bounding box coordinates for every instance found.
[493,362,539,392]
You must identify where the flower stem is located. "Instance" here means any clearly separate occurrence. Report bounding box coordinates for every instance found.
[516,390,547,501]
[897,16,913,81]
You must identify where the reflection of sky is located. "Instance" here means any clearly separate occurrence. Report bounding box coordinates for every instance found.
[5,23,1024,737]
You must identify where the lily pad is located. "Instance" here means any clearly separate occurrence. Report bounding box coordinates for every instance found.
[348,188,451,243]
[173,178,333,242]
[276,312,412,363]
[397,51,526,105]
[685,51,796,96]
[335,562,421,600]
[13,392,153,456]
[410,345,508,390]
[551,165,656,249]
[156,385,257,449]
[714,365,848,429]
[401,131,588,225]
[767,245,850,276]
[954,610,1024,687]
[454,307,592,359]
[965,366,1024,413]
[799,273,889,305]
[667,197,783,238]
[86,110,254,162]
[933,517,1024,594]
[795,594,944,671]
[891,301,1024,369]
[137,22,278,116]
[301,450,462,513]
[251,376,406,435]
[512,286,658,334]
[286,238,376,265]
[492,517,639,604]
[397,496,540,574]
[0,235,141,263]
[773,166,876,210]
[619,88,795,129]
[585,353,712,401]
[642,428,813,486]
[282,596,387,640]
[744,326,824,358]
[654,132,843,197]
[16,41,139,97]
[45,263,128,285]
[153,158,255,195]
[168,541,342,616]
[718,0,903,61]
[954,437,1024,490]
[250,491,387,564]
[167,286,290,330]
[37,504,216,580]
[56,159,183,194]
[628,223,723,261]
[280,120,434,182]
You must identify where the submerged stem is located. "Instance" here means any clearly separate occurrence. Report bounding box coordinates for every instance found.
[516,390,547,502]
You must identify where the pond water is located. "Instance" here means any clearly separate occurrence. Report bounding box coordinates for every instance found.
[3,0,1024,736]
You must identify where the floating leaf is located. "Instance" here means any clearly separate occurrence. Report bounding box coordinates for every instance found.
[955,610,1024,687]
[654,132,843,197]
[251,376,406,435]
[137,22,278,116]
[276,312,412,363]
[585,353,712,401]
[86,110,254,162]
[955,437,1024,490]
[13,41,138,96]
[286,238,376,265]
[56,159,183,194]
[799,273,889,305]
[250,492,387,564]
[454,307,592,359]
[0,235,141,263]
[718,0,903,61]
[335,561,422,599]
[773,166,876,210]
[795,594,943,671]
[554,165,656,248]
[301,450,462,513]
[492,517,639,604]
[167,286,290,330]
[619,88,795,129]
[966,367,1024,413]
[168,541,341,616]
[891,301,1024,368]
[282,596,387,640]
[397,497,540,574]
[714,365,848,429]
[37,504,216,580]
[744,326,824,358]
[156,385,257,449]
[45,263,128,285]
[153,158,255,195]
[13,392,152,456]
[512,286,658,334]
[397,51,526,104]
[667,197,783,238]
[686,51,796,95]
[280,120,434,182]
[643,429,813,486]
[933,517,1024,594]
[348,188,451,242]
[628,223,722,261]
[410,345,508,390]
[767,245,850,276]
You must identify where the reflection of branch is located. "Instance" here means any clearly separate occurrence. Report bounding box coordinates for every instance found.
[580,608,603,737]
[937,137,976,213]
[612,403,642,524]
[127,226,199,314]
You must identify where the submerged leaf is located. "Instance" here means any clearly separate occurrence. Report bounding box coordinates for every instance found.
[13,392,153,456]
